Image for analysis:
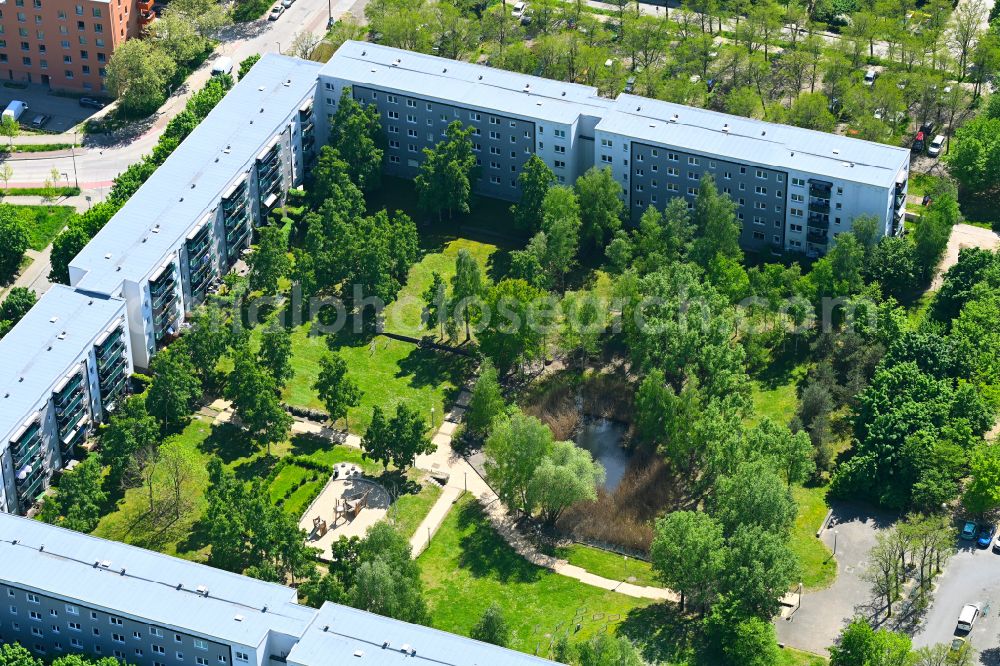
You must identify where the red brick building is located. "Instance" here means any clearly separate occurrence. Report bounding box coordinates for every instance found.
[0,0,147,93]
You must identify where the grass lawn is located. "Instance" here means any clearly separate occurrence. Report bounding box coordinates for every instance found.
[418,496,652,657]
[778,647,829,665]
[790,484,836,590]
[554,544,659,588]
[383,237,500,339]
[3,204,76,251]
[750,378,799,427]
[281,324,472,434]
[389,480,443,539]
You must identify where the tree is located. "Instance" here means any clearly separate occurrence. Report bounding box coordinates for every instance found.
[829,619,912,666]
[422,271,448,339]
[101,395,160,491]
[465,359,505,440]
[574,167,623,252]
[238,53,260,79]
[225,350,293,455]
[0,115,19,148]
[361,404,433,471]
[105,40,177,117]
[711,460,797,537]
[483,410,553,512]
[913,193,958,282]
[700,595,782,666]
[38,455,106,532]
[328,88,385,191]
[511,155,556,233]
[347,551,428,624]
[944,114,1000,192]
[745,418,815,486]
[932,247,998,323]
[0,208,29,282]
[248,225,291,294]
[527,441,605,523]
[0,163,14,189]
[451,248,484,341]
[787,92,837,131]
[476,278,548,373]
[258,318,293,386]
[159,439,198,520]
[963,442,1000,515]
[314,353,361,430]
[0,287,35,325]
[184,302,234,391]
[650,510,725,612]
[720,525,799,619]
[559,290,606,368]
[690,174,742,268]
[570,635,645,666]
[146,344,201,432]
[470,602,510,647]
[289,30,321,59]
[0,643,41,666]
[415,121,478,220]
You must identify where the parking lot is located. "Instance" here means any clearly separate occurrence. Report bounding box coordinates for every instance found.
[0,83,102,134]
[914,540,1000,664]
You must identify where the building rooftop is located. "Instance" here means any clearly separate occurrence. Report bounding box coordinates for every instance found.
[288,603,556,666]
[0,285,125,440]
[0,512,316,647]
[599,95,910,188]
[70,54,323,296]
[321,41,613,125]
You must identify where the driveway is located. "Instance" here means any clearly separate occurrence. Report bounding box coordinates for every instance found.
[775,502,895,656]
[913,540,1000,664]
[932,223,1000,290]
[0,83,97,133]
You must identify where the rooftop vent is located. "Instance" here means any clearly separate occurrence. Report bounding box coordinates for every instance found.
[442,68,447,73]
[262,606,268,613]
[322,626,329,633]
[99,560,111,568]
[119,568,126,576]
[561,91,566,96]
[722,124,729,132]
[361,50,366,55]
[260,108,265,113]
[400,644,411,653]
[258,86,265,91]
[57,332,66,340]
[382,642,390,649]
[196,585,209,596]
[832,149,840,155]
[353,651,364,658]
[761,130,766,136]
[176,583,183,590]
[49,316,58,323]
[478,75,482,80]
[39,545,44,552]
[234,615,244,622]
[104,253,112,260]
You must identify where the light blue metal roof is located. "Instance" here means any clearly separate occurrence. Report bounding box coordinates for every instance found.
[0,284,125,441]
[320,41,613,125]
[287,603,557,666]
[0,512,315,646]
[600,95,910,188]
[70,54,323,296]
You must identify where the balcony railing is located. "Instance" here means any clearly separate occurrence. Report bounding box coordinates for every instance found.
[56,389,85,419]
[96,336,125,364]
[99,353,128,382]
[54,372,84,403]
[808,200,831,214]
[154,303,180,330]
[152,287,178,314]
[17,468,45,507]
[58,408,87,442]
[11,434,42,470]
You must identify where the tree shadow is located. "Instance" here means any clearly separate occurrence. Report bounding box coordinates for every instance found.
[198,421,256,465]
[753,341,810,390]
[979,646,1000,665]
[617,602,694,665]
[395,345,471,393]
[454,500,542,584]
[231,453,280,483]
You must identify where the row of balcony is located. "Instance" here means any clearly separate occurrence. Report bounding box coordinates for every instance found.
[149,264,177,297]
[17,465,44,509]
[11,428,42,470]
[96,330,125,363]
[57,406,87,443]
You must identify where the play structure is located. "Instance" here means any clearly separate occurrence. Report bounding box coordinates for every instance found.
[299,463,391,560]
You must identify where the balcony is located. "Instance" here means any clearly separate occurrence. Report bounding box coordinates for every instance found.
[809,179,832,198]
[139,9,154,26]
[138,0,153,11]
[808,199,831,214]
[97,344,126,374]
[807,229,829,245]
[187,234,212,260]
[11,429,42,470]
[54,372,84,403]
[152,288,178,315]
[61,426,87,460]
[154,302,180,330]
[56,389,85,419]
[96,335,125,363]
[16,466,45,509]
[58,408,87,443]
[99,352,127,382]
[808,213,829,228]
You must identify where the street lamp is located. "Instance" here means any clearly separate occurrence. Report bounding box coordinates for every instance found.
[797,582,803,610]
[276,41,282,54]
[430,406,435,429]
[834,530,839,556]
[70,131,79,188]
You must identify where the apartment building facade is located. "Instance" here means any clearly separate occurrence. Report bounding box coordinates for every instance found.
[0,0,141,92]
[320,42,911,256]
[0,513,555,666]
[0,285,130,516]
[69,55,321,370]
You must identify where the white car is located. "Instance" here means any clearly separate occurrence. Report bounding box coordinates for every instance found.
[268,4,283,19]
[957,603,980,633]
[511,1,526,17]
[281,0,294,8]
[927,134,945,157]
[864,68,877,86]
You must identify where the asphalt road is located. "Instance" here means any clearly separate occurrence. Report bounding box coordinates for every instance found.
[914,541,1000,664]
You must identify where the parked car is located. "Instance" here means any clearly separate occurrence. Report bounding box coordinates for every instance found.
[3,100,28,121]
[78,97,105,110]
[280,0,294,8]
[919,121,935,134]
[29,114,50,129]
[960,521,977,540]
[912,131,926,152]
[210,57,233,77]
[950,637,969,659]
[268,4,284,19]
[624,77,635,94]
[511,1,526,17]
[957,603,980,633]
[864,68,878,86]
[977,524,995,549]
[927,134,945,157]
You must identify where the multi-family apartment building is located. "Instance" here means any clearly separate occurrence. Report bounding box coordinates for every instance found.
[0,513,556,666]
[0,0,143,92]
[0,284,130,516]
[69,54,320,370]
[318,41,911,256]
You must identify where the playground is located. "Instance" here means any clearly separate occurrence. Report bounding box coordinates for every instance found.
[299,463,392,560]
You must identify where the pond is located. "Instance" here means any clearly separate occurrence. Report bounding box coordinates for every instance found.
[574,419,631,492]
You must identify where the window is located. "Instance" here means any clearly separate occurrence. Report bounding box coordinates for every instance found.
[16,11,25,21]
[756,169,767,179]
[405,114,415,124]
[837,187,843,195]
[386,125,398,134]
[68,622,81,631]
[11,622,19,631]
[177,652,184,661]
[406,99,415,108]
[776,190,783,198]
[489,116,499,125]
[29,611,41,621]
[753,231,765,240]
[667,167,678,177]
[835,202,842,210]
[553,129,566,138]
[9,606,16,615]
[791,177,805,187]
[554,145,565,154]
[835,217,841,225]
[406,129,416,138]
[386,94,397,104]
[740,166,747,175]
[687,156,700,166]
[387,111,398,120]
[636,168,644,177]
[791,193,804,203]
[709,161,716,168]
[773,235,781,243]
[197,659,209,666]
[636,184,643,192]
[80,49,88,59]
[71,639,82,649]
[469,112,480,121]
[490,176,501,184]
[790,208,803,217]
[667,152,678,161]
[490,146,500,155]
[51,624,60,633]
[91,6,100,16]
[776,174,784,183]
[26,593,38,604]
[113,634,125,644]
[76,20,83,30]
[600,154,612,164]
[791,224,803,232]
[554,160,565,169]
[489,131,498,140]
[235,652,249,663]
[738,183,745,191]
[724,171,731,180]
[152,645,165,655]
[110,617,123,626]
[651,164,658,173]
[31,627,42,637]
[490,161,499,170]
[132,631,141,640]
[666,183,678,192]
[687,187,698,196]
[150,627,163,638]
[193,639,207,651]
[688,172,699,181]
[471,128,480,136]
[738,198,745,206]
[755,186,767,195]
[754,201,766,210]
[388,155,399,164]
[600,138,613,148]
[775,206,783,213]
[64,69,73,78]
[509,136,516,144]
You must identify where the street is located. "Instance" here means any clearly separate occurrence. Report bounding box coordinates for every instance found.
[914,542,1000,664]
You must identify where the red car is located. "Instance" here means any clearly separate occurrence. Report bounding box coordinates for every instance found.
[912,131,926,152]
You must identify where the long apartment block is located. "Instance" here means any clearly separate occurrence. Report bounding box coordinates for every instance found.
[68,54,321,370]
[0,285,131,515]
[0,513,556,666]
[318,41,911,256]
